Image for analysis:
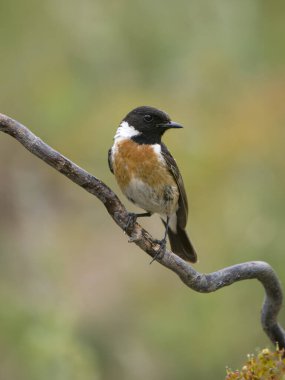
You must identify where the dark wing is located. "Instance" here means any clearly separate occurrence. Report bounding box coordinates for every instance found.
[108,148,114,174]
[161,142,188,228]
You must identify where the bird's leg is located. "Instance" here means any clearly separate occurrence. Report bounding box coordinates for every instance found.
[125,211,152,232]
[150,216,170,264]
[126,211,152,243]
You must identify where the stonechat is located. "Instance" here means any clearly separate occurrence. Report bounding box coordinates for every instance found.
[108,106,197,263]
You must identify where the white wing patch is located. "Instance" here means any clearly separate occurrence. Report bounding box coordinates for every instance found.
[152,143,166,163]
[152,143,161,154]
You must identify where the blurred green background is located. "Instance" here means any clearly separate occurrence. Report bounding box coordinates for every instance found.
[0,1,285,379]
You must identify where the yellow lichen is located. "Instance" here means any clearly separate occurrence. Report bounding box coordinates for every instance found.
[225,348,285,380]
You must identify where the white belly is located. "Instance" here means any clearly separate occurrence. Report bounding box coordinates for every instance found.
[124,177,179,216]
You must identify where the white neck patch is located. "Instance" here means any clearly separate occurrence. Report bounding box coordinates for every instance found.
[114,121,140,142]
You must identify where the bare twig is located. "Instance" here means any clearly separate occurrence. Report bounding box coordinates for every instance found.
[0,112,284,348]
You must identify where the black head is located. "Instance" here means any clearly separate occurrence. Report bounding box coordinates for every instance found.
[123,106,183,144]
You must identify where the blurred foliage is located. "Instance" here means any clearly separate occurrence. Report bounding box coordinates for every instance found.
[0,0,285,379]
[225,348,285,380]
[0,300,99,380]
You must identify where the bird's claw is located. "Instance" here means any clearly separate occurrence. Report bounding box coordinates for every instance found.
[150,239,167,264]
[124,212,137,232]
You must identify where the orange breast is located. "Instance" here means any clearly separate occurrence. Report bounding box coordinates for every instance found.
[113,140,176,191]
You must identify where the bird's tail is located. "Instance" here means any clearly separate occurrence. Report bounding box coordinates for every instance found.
[162,220,197,263]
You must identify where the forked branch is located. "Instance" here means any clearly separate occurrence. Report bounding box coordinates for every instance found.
[0,113,284,348]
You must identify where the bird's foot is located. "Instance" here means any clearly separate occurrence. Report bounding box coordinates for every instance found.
[124,211,152,232]
[124,212,138,232]
[150,238,167,264]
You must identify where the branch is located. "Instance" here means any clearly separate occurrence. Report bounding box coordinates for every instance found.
[0,113,284,348]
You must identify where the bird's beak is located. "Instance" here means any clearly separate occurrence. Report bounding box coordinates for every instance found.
[158,121,183,129]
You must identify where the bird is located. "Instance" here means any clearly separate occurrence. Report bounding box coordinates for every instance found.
[108,106,197,263]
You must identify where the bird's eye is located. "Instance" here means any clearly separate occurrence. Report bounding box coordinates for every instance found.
[143,114,153,123]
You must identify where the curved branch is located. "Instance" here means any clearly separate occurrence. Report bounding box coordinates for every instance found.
[0,113,284,348]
